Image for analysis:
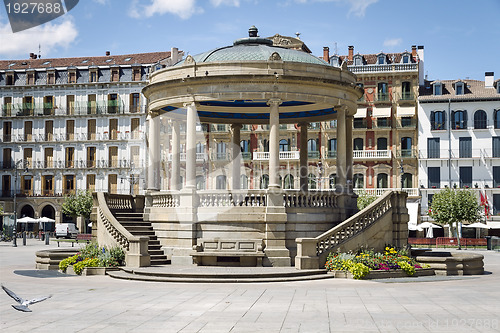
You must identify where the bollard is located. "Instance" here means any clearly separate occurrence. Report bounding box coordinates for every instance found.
[45,233,50,245]
[23,232,27,246]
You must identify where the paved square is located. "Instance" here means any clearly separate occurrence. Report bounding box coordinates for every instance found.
[1,240,499,332]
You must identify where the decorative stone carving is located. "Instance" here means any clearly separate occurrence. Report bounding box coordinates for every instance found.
[269,52,282,61]
[184,55,195,65]
[271,34,292,46]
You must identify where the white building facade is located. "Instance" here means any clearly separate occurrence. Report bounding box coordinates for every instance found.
[418,72,500,230]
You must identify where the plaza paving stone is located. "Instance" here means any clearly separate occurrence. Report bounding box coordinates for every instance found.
[1,239,499,332]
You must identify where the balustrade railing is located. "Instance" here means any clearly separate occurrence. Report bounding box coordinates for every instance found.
[353,149,392,159]
[151,192,180,207]
[283,190,337,208]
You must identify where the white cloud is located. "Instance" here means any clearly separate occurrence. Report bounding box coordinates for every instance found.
[0,17,78,58]
[383,38,402,47]
[129,0,202,19]
[210,0,240,6]
[292,0,378,17]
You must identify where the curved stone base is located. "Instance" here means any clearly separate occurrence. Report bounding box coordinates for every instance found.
[35,249,80,270]
[415,251,484,276]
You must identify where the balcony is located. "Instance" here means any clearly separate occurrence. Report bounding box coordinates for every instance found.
[327,151,337,159]
[167,153,208,162]
[397,148,418,159]
[353,119,367,129]
[396,118,417,128]
[27,159,141,170]
[348,63,418,74]
[308,151,320,159]
[398,91,415,101]
[372,118,392,129]
[241,152,251,160]
[419,148,497,160]
[253,151,300,161]
[353,149,392,160]
[375,92,391,103]
[353,187,419,197]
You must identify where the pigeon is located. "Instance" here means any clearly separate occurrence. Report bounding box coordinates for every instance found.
[1,285,52,312]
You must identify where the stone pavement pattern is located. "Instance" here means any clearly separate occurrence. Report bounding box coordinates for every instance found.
[1,239,499,333]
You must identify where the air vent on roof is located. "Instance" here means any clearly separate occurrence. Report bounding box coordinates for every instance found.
[124,57,132,61]
[105,59,113,63]
[43,61,51,65]
[82,60,89,63]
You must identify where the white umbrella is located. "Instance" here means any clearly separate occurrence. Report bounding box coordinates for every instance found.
[408,224,423,231]
[465,222,490,229]
[426,226,434,238]
[37,217,55,223]
[418,222,442,229]
[16,216,38,223]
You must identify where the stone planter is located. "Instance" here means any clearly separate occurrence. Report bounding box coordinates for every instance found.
[415,251,484,275]
[60,266,119,276]
[329,268,435,279]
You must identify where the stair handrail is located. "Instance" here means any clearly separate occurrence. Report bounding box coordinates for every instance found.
[296,191,395,267]
[95,192,150,266]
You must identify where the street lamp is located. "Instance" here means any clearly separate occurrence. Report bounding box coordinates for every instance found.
[400,159,404,192]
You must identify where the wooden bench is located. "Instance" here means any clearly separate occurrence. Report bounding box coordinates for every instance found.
[191,239,265,266]
[56,234,92,247]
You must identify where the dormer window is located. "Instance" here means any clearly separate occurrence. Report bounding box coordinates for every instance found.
[111,68,119,82]
[377,54,386,65]
[330,56,340,67]
[353,55,363,66]
[68,69,77,84]
[455,82,464,95]
[47,70,56,84]
[26,71,35,85]
[132,66,141,81]
[89,69,98,83]
[433,82,442,95]
[6,73,15,85]
[495,81,500,94]
[402,55,409,64]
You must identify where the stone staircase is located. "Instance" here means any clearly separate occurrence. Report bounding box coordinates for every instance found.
[112,212,169,266]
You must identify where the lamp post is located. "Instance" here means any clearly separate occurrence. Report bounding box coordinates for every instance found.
[12,160,25,247]
[400,159,404,192]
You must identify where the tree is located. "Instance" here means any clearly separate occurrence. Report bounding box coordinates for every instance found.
[62,190,93,220]
[429,187,481,249]
[357,190,377,211]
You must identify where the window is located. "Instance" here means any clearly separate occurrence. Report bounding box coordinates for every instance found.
[260,174,269,189]
[427,138,440,158]
[87,174,96,192]
[216,142,226,160]
[377,82,388,101]
[283,174,294,189]
[353,118,366,128]
[495,110,500,129]
[22,96,34,115]
[42,175,54,196]
[241,175,248,189]
[452,110,467,129]
[493,137,500,158]
[63,175,75,195]
[240,140,249,153]
[87,147,96,168]
[87,119,96,140]
[353,173,364,188]
[111,68,119,82]
[196,175,205,190]
[3,97,12,116]
[354,55,363,66]
[68,71,76,83]
[377,137,387,150]
[353,138,363,150]
[108,146,119,167]
[108,174,117,194]
[90,70,98,83]
[459,137,472,158]
[109,118,118,140]
[402,55,409,64]
[43,96,54,115]
[378,54,386,65]
[455,82,464,95]
[459,167,472,188]
[402,82,411,100]
[2,121,12,142]
[377,173,388,188]
[308,173,317,190]
[402,173,413,188]
[6,73,14,85]
[65,147,75,168]
[428,167,440,188]
[474,110,487,129]
[66,95,75,115]
[431,111,446,130]
[130,93,140,113]
[307,139,319,158]
[493,166,500,188]
[132,67,141,81]
[433,83,442,95]
[401,137,412,157]
[377,117,389,127]
[279,139,289,152]
[108,94,118,113]
[27,71,35,85]
[328,138,337,158]
[47,71,55,84]
[45,120,54,141]
[494,194,500,215]
[23,148,32,167]
[88,94,97,114]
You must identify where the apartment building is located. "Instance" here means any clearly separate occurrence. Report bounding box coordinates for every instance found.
[418,72,500,228]
[0,49,182,230]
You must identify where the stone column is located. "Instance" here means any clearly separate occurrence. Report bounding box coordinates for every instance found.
[147,112,160,191]
[184,102,197,189]
[171,120,181,190]
[268,98,281,189]
[336,107,347,188]
[346,115,354,185]
[299,122,308,192]
[231,123,242,190]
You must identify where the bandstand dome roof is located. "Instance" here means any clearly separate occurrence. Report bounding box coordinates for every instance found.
[143,26,362,124]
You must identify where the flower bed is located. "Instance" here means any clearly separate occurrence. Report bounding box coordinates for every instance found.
[325,246,430,280]
[59,242,125,275]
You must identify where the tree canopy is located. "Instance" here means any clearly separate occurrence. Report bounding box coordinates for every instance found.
[357,190,377,211]
[62,190,93,219]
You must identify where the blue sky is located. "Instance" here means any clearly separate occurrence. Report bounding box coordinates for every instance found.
[1,0,499,81]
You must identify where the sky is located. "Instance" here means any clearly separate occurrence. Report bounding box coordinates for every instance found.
[0,0,499,81]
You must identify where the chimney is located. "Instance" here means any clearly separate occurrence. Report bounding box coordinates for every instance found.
[323,47,330,62]
[171,47,179,64]
[485,72,494,88]
[348,46,354,61]
[29,53,34,59]
[417,45,425,86]
[411,45,417,57]
[106,51,110,56]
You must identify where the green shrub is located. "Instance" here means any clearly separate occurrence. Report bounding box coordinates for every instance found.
[73,258,100,275]
[59,254,80,273]
[79,242,102,259]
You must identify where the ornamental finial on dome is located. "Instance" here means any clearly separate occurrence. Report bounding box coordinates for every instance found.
[249,25,258,37]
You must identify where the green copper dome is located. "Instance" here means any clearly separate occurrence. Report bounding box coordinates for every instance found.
[178,26,328,66]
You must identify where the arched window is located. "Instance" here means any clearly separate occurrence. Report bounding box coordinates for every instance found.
[328,139,337,158]
[308,173,317,189]
[329,174,337,189]
[402,81,411,100]
[260,174,269,189]
[401,137,412,157]
[431,111,446,130]
[279,139,289,152]
[474,110,487,129]
[216,175,226,189]
[494,110,500,129]
[377,137,387,150]
[240,174,248,189]
[433,82,442,95]
[216,142,226,160]
[452,110,467,129]
[354,138,364,150]
[377,173,388,188]
[196,142,204,154]
[353,173,364,188]
[402,173,413,188]
[378,82,388,101]
[240,140,249,152]
[308,139,319,158]
[283,174,294,189]
[196,175,205,190]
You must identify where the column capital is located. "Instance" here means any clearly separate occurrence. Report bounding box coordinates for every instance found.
[267,98,282,106]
